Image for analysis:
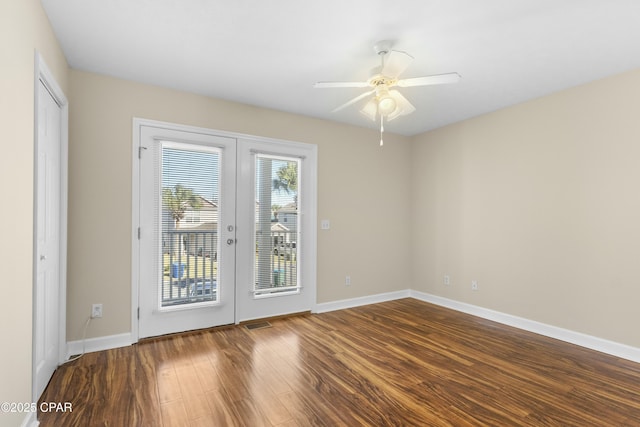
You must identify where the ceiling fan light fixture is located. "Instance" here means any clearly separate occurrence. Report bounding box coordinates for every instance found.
[360,99,378,121]
[314,41,460,146]
[378,95,397,115]
[375,85,397,116]
[387,108,402,121]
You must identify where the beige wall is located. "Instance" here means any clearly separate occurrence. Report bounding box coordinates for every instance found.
[67,70,413,340]
[5,8,637,414]
[0,0,68,423]
[411,69,640,347]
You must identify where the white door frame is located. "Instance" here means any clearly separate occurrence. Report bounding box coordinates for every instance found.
[131,118,317,341]
[32,52,69,400]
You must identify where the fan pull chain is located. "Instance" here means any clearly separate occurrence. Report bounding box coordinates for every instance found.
[380,114,384,146]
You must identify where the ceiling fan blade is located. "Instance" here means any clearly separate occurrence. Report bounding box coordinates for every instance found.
[332,89,376,113]
[381,50,414,78]
[397,72,461,88]
[360,99,378,121]
[387,90,416,121]
[314,81,370,89]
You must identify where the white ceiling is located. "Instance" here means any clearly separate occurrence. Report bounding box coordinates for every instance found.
[41,0,640,136]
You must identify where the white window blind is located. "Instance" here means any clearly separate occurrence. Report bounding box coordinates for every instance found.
[254,154,301,296]
[158,142,221,307]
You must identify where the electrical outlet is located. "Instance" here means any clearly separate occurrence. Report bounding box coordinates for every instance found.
[471,281,478,291]
[444,275,450,285]
[345,275,351,286]
[91,303,103,318]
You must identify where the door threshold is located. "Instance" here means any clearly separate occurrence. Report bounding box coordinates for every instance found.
[138,311,311,343]
[238,310,311,328]
[137,323,236,343]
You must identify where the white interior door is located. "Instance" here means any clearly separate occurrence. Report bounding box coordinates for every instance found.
[34,80,62,398]
[138,125,236,338]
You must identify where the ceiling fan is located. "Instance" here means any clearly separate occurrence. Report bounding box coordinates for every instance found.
[314,41,460,145]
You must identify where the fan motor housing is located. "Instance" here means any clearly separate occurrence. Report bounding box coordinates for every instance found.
[368,75,397,87]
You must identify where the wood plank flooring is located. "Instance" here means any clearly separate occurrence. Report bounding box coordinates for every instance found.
[39,299,640,426]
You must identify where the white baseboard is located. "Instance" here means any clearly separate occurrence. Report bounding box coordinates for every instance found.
[410,290,640,363]
[314,290,410,313]
[63,290,640,365]
[65,332,133,360]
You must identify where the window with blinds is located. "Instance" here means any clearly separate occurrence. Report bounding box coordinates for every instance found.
[254,154,300,296]
[159,142,221,307]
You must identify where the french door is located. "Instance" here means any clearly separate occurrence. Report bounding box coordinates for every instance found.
[138,126,236,338]
[136,121,316,338]
[235,138,317,322]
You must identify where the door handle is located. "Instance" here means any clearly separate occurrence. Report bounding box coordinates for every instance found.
[226,238,235,246]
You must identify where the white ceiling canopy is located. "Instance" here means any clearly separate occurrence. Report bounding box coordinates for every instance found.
[41,0,640,136]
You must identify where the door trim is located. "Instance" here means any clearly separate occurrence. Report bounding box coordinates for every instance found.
[131,118,317,341]
[32,52,68,400]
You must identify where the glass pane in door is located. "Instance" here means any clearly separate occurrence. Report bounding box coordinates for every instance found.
[254,155,300,296]
[160,143,220,308]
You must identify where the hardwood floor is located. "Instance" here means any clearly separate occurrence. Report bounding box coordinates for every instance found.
[39,299,640,426]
